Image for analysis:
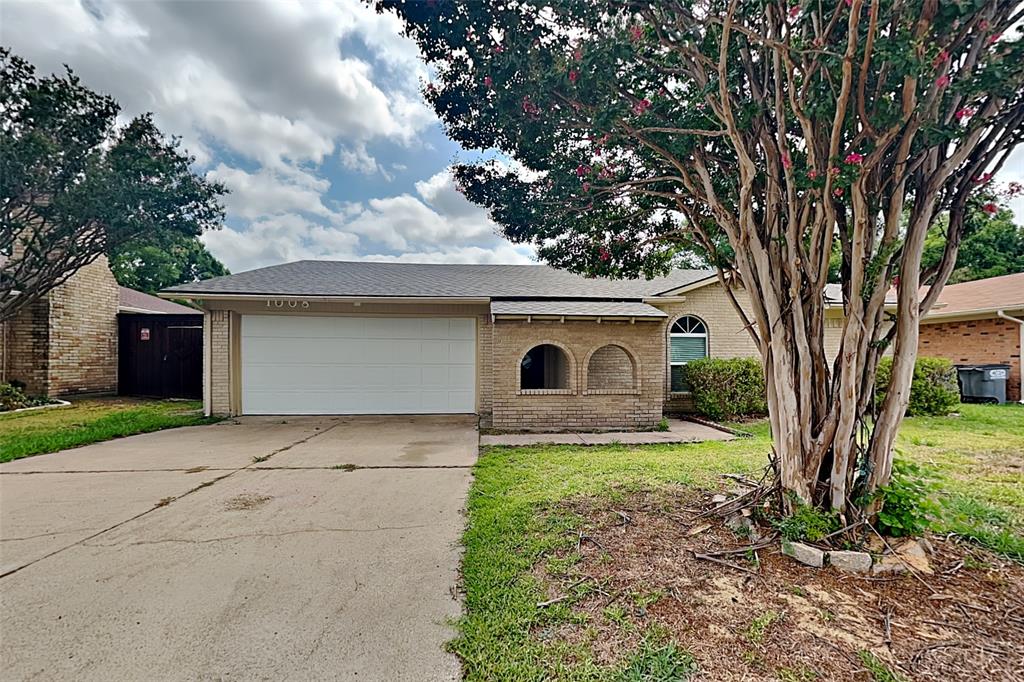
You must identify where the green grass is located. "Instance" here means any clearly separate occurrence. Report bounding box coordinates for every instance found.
[0,398,216,462]
[857,650,907,682]
[454,403,1024,680]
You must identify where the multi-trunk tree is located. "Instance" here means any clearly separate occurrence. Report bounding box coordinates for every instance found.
[382,0,1024,517]
[0,49,225,322]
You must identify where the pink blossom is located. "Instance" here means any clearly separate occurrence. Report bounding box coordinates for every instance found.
[833,187,844,197]
[573,49,582,61]
[933,49,949,67]
[936,74,950,88]
[955,107,975,121]
[844,152,864,164]
[484,76,493,88]
[1006,181,1023,197]
[576,164,591,177]
[988,33,1002,45]
[830,166,841,176]
[974,172,993,184]
[569,70,579,84]
[782,153,792,169]
[582,182,591,193]
[844,0,852,6]
[982,202,998,215]
[521,96,539,115]
[629,24,644,41]
[494,45,504,54]
[807,169,818,180]
[789,6,800,19]
[631,98,651,115]
[599,247,611,262]
[979,19,989,30]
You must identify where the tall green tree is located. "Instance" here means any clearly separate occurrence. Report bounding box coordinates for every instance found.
[109,232,229,294]
[922,201,1024,283]
[383,1,1024,516]
[0,49,226,321]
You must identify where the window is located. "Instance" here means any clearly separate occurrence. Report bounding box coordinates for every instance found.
[586,344,635,392]
[520,344,570,390]
[670,316,708,392]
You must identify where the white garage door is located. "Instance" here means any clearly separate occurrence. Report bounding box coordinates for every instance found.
[240,315,476,415]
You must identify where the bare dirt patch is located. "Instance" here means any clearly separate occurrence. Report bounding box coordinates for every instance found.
[223,493,272,511]
[536,489,1024,681]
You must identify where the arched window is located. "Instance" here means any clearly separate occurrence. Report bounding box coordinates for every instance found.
[520,344,570,390]
[669,316,708,392]
[587,344,636,391]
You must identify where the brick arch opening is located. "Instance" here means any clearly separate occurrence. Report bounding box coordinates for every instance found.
[520,343,572,390]
[586,344,637,392]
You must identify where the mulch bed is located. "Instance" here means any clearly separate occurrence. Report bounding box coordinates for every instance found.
[535,486,1024,681]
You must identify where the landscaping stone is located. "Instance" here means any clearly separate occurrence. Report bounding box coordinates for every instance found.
[894,539,933,574]
[827,550,872,573]
[871,555,907,575]
[725,513,761,542]
[781,540,824,568]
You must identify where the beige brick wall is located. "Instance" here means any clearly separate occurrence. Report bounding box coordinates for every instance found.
[919,315,1022,402]
[46,257,119,395]
[490,319,664,429]
[0,257,118,396]
[1,297,50,395]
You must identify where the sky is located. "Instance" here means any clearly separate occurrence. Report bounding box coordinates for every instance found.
[3,0,1023,275]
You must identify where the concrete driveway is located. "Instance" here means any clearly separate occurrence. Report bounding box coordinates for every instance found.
[0,415,476,681]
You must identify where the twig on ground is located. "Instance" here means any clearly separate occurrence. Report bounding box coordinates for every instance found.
[613,510,631,526]
[693,551,759,575]
[536,575,590,608]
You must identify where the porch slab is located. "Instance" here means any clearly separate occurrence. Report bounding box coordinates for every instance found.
[480,418,735,447]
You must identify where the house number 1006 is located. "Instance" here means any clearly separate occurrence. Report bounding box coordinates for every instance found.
[266,300,310,308]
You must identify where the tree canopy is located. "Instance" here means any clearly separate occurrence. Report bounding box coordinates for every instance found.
[0,48,226,321]
[922,201,1024,284]
[109,232,229,295]
[384,0,1024,514]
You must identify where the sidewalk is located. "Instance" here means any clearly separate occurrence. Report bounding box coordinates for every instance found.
[480,418,736,447]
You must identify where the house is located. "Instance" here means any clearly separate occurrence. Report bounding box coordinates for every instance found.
[0,256,198,397]
[162,260,857,427]
[919,272,1024,403]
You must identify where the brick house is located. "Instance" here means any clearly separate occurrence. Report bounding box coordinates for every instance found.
[0,257,196,397]
[918,272,1024,403]
[162,260,862,427]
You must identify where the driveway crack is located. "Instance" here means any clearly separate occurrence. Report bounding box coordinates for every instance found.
[82,523,434,548]
[0,422,343,580]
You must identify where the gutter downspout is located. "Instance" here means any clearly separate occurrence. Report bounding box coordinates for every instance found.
[996,310,1024,404]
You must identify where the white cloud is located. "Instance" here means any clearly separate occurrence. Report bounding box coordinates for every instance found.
[206,164,333,219]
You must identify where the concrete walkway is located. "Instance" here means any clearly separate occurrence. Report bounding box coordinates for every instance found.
[480,417,735,446]
[0,416,475,681]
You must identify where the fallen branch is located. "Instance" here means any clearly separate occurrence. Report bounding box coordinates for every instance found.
[693,551,759,575]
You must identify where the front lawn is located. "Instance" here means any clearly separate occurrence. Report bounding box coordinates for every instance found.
[0,397,216,462]
[454,404,1024,680]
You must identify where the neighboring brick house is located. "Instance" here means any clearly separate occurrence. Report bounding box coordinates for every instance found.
[162,260,861,427]
[0,257,196,397]
[918,272,1024,403]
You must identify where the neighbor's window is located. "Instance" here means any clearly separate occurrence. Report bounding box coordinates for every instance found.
[520,344,570,390]
[670,316,708,392]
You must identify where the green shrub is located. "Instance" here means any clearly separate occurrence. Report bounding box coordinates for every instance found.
[0,383,52,412]
[875,459,940,538]
[874,356,960,416]
[0,383,32,411]
[773,502,840,542]
[683,357,767,421]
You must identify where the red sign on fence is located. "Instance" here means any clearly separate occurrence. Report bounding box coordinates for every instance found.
[140,328,150,341]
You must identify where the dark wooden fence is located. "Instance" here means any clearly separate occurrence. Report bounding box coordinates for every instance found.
[118,314,203,399]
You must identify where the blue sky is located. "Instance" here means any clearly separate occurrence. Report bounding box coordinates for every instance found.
[3,0,1023,274]
[2,0,535,273]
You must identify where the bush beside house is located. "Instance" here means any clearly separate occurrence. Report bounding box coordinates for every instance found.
[875,356,960,416]
[683,357,768,421]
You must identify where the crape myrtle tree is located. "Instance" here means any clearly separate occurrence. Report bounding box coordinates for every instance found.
[380,0,1024,516]
[0,49,226,322]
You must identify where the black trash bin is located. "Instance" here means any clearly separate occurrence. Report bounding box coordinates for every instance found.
[956,364,1011,404]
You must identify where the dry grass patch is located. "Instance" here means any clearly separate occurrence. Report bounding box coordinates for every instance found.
[537,491,1024,681]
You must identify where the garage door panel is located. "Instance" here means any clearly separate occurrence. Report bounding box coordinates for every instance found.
[240,315,476,415]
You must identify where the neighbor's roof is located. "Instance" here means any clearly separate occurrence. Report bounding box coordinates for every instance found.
[922,272,1024,319]
[491,300,668,318]
[162,260,716,300]
[119,286,199,315]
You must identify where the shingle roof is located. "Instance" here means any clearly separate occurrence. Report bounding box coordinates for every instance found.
[923,272,1024,318]
[119,286,199,315]
[163,260,716,300]
[491,300,667,318]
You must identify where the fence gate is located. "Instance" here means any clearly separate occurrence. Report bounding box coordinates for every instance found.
[118,314,203,399]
